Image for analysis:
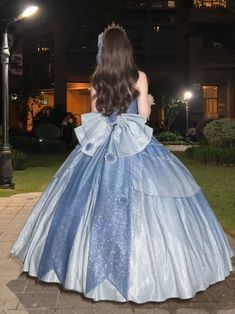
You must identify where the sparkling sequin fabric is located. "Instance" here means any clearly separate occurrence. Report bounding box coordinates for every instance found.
[11,100,234,303]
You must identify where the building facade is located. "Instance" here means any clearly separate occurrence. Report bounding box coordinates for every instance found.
[14,0,235,130]
[186,0,235,124]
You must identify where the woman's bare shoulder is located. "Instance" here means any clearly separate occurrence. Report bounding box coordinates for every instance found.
[137,70,147,80]
[138,70,147,79]
[136,71,148,91]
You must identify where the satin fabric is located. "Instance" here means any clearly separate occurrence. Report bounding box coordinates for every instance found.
[11,100,234,303]
[75,111,153,158]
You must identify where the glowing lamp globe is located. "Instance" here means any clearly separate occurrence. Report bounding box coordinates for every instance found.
[184,91,193,100]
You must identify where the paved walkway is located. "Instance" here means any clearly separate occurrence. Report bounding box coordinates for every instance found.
[0,192,235,314]
[165,145,190,152]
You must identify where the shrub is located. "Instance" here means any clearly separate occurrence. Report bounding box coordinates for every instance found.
[33,106,77,129]
[34,124,67,152]
[203,119,235,147]
[185,145,235,166]
[157,131,184,143]
[10,134,67,153]
[12,149,28,170]
[34,123,61,140]
[10,136,42,153]
[186,119,235,165]
[39,140,67,153]
[184,146,195,158]
[195,118,214,140]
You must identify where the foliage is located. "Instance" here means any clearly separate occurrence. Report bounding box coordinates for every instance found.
[9,78,40,133]
[35,123,61,140]
[187,119,235,165]
[10,93,28,126]
[10,136,42,153]
[11,149,28,170]
[10,136,67,153]
[159,96,183,131]
[33,106,77,129]
[157,131,184,143]
[203,119,235,147]
[194,118,214,141]
[39,140,67,153]
[185,145,235,166]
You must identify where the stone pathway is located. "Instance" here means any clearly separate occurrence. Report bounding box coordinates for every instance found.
[0,192,235,314]
[165,145,190,152]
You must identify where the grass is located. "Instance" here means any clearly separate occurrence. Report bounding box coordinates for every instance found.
[0,151,234,236]
[174,152,235,237]
[0,153,67,197]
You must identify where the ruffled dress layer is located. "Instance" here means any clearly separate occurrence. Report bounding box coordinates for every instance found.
[11,101,234,303]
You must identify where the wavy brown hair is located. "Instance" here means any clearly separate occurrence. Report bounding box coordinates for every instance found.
[91,27,139,116]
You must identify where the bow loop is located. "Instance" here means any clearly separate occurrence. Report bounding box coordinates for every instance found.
[74,112,152,158]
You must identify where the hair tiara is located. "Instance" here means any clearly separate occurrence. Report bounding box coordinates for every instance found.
[96,22,126,65]
[103,22,126,37]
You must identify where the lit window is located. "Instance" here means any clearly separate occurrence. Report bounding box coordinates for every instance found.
[168,1,175,7]
[41,47,50,52]
[36,44,50,53]
[203,86,218,118]
[194,0,227,8]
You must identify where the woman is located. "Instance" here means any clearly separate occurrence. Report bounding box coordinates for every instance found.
[11,23,234,303]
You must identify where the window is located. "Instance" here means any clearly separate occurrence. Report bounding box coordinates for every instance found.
[168,1,175,7]
[39,98,48,105]
[194,0,227,8]
[203,86,218,118]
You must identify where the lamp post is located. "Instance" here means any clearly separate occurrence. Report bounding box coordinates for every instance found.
[0,6,38,189]
[183,91,193,143]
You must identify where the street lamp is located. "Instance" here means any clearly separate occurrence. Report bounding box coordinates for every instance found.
[183,91,193,143]
[0,5,39,188]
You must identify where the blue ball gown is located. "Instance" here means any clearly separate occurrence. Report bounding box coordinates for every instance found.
[11,100,234,303]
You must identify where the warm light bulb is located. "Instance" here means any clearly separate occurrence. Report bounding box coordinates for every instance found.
[21,6,38,18]
[9,5,39,24]
[183,91,193,100]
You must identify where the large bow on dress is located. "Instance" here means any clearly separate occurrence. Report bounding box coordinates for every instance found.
[74,112,153,158]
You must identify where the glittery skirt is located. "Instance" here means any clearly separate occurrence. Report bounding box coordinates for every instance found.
[11,137,234,303]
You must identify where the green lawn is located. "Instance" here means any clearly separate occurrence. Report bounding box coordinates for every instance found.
[0,153,67,197]
[174,152,235,237]
[0,151,234,236]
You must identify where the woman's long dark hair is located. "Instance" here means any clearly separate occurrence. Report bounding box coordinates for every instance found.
[91,27,139,116]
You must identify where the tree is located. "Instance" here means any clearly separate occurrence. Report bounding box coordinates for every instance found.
[160,96,183,131]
